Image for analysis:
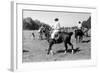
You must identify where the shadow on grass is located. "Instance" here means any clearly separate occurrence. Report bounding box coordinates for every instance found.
[82,39,90,43]
[23,50,29,53]
[55,47,81,54]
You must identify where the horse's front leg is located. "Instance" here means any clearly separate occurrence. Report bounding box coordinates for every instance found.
[64,42,68,54]
[68,42,74,54]
[75,35,78,43]
[47,42,54,55]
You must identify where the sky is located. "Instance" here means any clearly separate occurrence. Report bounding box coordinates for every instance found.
[23,10,91,27]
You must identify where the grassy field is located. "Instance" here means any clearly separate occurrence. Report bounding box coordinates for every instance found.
[22,30,91,62]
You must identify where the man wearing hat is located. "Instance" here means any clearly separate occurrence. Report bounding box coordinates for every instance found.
[77,21,82,30]
[51,18,61,40]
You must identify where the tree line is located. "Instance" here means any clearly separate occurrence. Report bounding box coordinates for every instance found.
[23,17,50,30]
[23,16,91,30]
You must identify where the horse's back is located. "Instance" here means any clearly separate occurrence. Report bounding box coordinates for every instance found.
[60,32,73,42]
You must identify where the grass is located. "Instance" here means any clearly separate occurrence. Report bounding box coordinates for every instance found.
[22,30,91,62]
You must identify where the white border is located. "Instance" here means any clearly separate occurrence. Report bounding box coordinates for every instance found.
[11,1,97,72]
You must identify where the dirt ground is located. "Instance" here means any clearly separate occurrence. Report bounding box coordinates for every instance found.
[22,30,91,62]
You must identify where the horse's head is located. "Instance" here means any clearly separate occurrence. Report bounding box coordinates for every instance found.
[69,32,73,36]
[38,26,45,33]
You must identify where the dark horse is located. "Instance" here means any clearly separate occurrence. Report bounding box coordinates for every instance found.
[75,29,84,43]
[47,31,74,55]
[39,26,74,55]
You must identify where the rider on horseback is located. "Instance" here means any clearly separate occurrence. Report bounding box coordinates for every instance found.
[51,18,61,40]
[77,21,82,30]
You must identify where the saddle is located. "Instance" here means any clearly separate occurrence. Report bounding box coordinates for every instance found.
[54,31,61,40]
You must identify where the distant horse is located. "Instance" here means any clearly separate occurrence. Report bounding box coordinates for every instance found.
[47,31,73,55]
[75,29,84,43]
[38,26,44,40]
[39,26,74,55]
[38,26,52,40]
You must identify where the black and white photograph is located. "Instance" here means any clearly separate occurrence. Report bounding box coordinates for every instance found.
[0,0,99,72]
[22,9,91,62]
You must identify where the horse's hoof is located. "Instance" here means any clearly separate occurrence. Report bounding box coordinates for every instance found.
[47,50,53,55]
[50,51,54,55]
[72,50,74,54]
[47,52,53,55]
[64,51,67,54]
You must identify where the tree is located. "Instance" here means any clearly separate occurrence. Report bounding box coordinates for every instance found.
[23,17,39,30]
[23,17,51,30]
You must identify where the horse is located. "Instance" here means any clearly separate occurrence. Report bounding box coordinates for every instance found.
[38,25,52,40]
[39,26,74,55]
[38,26,45,40]
[74,29,84,43]
[47,31,74,55]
